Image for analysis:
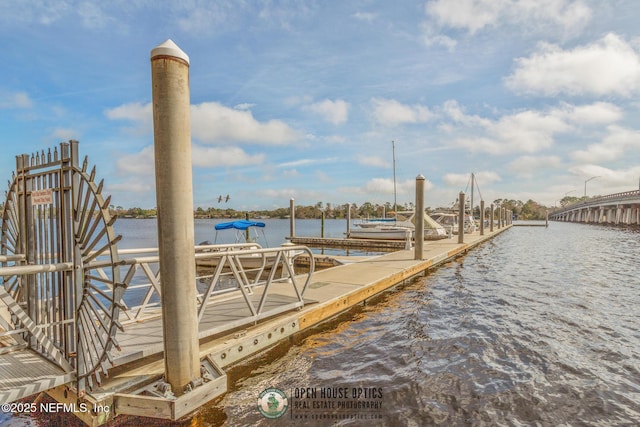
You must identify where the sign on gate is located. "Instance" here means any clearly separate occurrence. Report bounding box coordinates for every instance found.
[32,188,53,205]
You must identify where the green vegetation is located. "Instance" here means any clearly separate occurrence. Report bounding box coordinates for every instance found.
[490,199,550,221]
[109,199,553,221]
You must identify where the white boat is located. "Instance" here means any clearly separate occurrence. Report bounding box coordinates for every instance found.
[196,220,279,271]
[431,212,477,234]
[349,211,447,240]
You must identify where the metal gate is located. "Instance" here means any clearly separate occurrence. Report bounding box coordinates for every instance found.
[0,140,124,395]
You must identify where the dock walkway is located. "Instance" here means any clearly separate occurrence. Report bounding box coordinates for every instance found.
[103,226,511,404]
[1,225,512,424]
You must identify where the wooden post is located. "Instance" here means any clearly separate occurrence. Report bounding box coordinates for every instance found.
[289,198,295,238]
[479,200,485,236]
[490,203,494,232]
[245,212,250,242]
[346,203,351,237]
[414,175,425,260]
[151,39,199,395]
[458,192,465,244]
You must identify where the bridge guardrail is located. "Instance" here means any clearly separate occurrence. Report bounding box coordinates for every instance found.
[551,189,640,216]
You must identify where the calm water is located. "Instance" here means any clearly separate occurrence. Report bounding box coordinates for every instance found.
[192,221,640,426]
[8,220,640,426]
[115,218,384,256]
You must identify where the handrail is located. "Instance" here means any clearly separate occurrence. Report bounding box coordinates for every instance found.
[0,243,315,365]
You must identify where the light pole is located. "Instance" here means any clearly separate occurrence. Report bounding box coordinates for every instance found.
[584,176,600,197]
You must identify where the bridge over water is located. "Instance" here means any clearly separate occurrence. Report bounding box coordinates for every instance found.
[549,189,640,225]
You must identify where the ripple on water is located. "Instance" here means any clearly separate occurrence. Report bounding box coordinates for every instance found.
[201,223,640,426]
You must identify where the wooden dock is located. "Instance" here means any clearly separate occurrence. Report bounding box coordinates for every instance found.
[288,236,407,250]
[1,225,512,425]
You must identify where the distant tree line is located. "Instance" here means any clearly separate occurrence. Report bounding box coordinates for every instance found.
[107,199,552,221]
[0,200,555,221]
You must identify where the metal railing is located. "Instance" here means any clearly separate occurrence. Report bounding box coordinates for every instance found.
[0,243,314,365]
[551,189,640,216]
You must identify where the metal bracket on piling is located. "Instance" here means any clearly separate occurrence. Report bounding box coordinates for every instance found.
[113,356,227,420]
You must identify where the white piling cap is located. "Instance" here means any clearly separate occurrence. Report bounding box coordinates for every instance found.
[416,174,425,180]
[151,39,190,64]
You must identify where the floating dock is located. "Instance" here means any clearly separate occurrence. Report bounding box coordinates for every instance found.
[21,225,512,425]
[289,236,407,250]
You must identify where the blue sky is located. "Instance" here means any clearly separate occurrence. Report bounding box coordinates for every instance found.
[2,0,640,211]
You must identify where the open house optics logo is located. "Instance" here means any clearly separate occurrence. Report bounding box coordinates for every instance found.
[257,387,288,419]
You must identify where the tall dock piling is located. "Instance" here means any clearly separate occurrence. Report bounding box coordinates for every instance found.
[290,198,296,238]
[490,203,494,232]
[480,200,485,236]
[458,192,465,243]
[150,39,200,394]
[414,175,425,260]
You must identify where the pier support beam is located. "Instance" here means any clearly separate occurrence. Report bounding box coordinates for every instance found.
[151,40,200,395]
[458,192,465,244]
[414,175,425,260]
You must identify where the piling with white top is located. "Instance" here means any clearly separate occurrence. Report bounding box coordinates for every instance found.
[151,39,199,395]
[414,175,425,260]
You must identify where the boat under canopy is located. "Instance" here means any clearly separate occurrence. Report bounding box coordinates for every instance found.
[214,220,266,231]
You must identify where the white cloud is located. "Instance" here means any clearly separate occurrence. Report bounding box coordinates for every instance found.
[506,33,640,97]
[444,104,570,154]
[358,156,390,168]
[191,102,299,144]
[51,128,78,141]
[115,143,265,178]
[571,126,640,164]
[442,171,501,187]
[425,0,591,36]
[352,12,377,23]
[360,177,431,196]
[277,157,338,168]
[568,164,640,190]
[191,145,264,168]
[305,99,349,125]
[116,145,154,176]
[105,102,153,135]
[507,155,563,178]
[371,98,434,126]
[1,91,33,109]
[421,24,457,50]
[560,102,622,125]
[426,0,505,34]
[107,101,299,145]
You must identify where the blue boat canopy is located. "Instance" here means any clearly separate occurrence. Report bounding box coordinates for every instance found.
[214,220,266,231]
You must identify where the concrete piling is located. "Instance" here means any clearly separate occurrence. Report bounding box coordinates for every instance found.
[150,39,199,395]
[458,192,465,244]
[414,175,425,260]
[290,198,295,238]
[480,200,485,236]
[490,203,494,232]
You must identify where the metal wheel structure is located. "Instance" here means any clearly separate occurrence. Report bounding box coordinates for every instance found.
[0,141,124,396]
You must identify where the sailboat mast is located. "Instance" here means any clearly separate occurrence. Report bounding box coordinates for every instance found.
[392,140,397,213]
